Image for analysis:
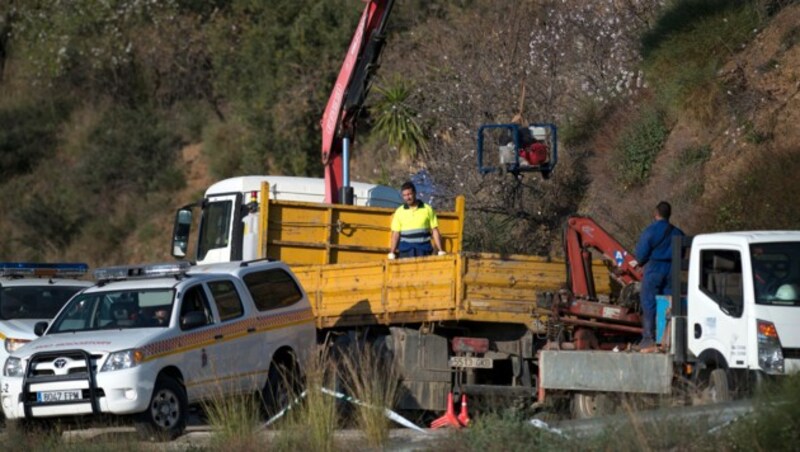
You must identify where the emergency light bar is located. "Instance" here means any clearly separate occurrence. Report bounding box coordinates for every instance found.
[0,262,89,278]
[94,262,191,282]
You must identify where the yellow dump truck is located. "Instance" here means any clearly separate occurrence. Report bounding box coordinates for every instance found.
[171,176,612,410]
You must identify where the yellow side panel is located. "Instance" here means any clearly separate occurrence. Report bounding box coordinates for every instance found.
[294,252,613,329]
[262,195,465,266]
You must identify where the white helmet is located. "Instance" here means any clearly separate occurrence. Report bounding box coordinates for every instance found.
[775,284,799,301]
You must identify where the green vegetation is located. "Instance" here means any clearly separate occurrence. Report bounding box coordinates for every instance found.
[706,148,800,231]
[372,77,428,160]
[643,1,763,121]
[612,107,669,189]
[560,99,607,147]
[0,101,72,179]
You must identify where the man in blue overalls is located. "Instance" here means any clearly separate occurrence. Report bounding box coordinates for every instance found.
[633,201,684,350]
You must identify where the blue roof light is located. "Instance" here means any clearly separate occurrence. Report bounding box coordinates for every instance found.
[0,262,89,278]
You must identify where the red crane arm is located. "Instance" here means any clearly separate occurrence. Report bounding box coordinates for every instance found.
[564,216,643,300]
[322,0,395,203]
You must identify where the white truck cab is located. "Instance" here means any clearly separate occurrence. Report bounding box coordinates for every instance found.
[1,260,315,439]
[685,231,800,377]
[0,263,92,377]
[175,175,402,265]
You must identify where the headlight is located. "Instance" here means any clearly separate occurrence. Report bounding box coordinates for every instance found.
[100,349,144,372]
[757,319,784,374]
[5,338,31,353]
[4,357,23,378]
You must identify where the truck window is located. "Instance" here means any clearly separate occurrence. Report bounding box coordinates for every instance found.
[198,201,233,260]
[751,242,800,306]
[699,249,743,317]
[243,269,303,312]
[179,285,214,330]
[208,280,243,321]
[0,286,84,320]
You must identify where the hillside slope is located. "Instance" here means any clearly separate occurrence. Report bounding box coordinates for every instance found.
[580,3,800,249]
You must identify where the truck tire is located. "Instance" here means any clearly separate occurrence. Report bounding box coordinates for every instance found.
[135,376,187,441]
[705,368,732,403]
[571,392,615,419]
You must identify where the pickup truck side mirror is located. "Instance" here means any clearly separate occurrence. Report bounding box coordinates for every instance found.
[34,321,48,337]
[181,311,207,330]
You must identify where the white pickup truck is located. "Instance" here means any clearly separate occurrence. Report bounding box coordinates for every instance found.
[0,263,93,380]
[1,260,315,439]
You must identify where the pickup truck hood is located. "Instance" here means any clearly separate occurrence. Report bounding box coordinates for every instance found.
[1,319,42,340]
[759,305,800,348]
[17,329,164,359]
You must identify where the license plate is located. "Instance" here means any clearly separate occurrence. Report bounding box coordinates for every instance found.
[37,390,83,403]
[449,356,493,369]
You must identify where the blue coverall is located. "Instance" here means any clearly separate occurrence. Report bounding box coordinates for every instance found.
[635,219,684,345]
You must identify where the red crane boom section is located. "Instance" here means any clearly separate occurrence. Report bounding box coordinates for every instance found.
[321,0,394,203]
[564,216,643,300]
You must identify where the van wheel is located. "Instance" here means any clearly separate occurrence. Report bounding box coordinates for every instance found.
[571,392,615,419]
[262,358,301,419]
[703,368,732,403]
[135,376,187,441]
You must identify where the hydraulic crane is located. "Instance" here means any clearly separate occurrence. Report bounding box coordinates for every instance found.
[321,0,395,204]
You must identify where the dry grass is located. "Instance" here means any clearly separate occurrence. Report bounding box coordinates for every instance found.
[272,345,338,452]
[337,341,401,449]
[202,383,263,447]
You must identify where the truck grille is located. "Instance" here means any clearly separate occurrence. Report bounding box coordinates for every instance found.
[27,351,104,379]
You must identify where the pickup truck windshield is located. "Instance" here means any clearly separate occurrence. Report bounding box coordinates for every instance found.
[752,242,800,306]
[0,286,85,320]
[49,289,175,333]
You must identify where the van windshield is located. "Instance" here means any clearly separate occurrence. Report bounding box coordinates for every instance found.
[48,289,175,333]
[197,200,233,261]
[0,286,85,320]
[752,242,800,306]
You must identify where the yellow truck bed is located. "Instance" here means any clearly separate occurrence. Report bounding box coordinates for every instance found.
[255,183,612,331]
[293,252,611,331]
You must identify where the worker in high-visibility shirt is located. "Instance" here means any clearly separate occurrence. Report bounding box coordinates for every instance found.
[388,181,445,259]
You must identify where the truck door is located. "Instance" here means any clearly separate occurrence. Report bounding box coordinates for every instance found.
[688,247,748,369]
[197,193,243,265]
[174,283,219,402]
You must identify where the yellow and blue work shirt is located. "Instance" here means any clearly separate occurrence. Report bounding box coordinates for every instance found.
[391,201,439,245]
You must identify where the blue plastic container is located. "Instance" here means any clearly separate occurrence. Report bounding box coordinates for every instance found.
[656,295,670,344]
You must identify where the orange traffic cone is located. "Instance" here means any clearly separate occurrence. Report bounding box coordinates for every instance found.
[457,394,470,426]
[430,392,461,429]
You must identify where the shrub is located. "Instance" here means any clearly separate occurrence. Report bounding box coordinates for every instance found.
[561,99,607,147]
[643,2,763,119]
[611,107,669,189]
[453,411,567,452]
[372,77,428,160]
[0,101,71,179]
[77,106,184,196]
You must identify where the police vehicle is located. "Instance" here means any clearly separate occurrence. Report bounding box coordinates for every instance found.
[0,263,92,381]
[1,260,315,439]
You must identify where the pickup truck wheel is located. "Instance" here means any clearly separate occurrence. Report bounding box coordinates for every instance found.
[262,359,301,419]
[135,376,187,441]
[571,392,615,419]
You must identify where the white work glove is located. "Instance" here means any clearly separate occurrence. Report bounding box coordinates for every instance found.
[387,252,396,260]
[437,251,447,256]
